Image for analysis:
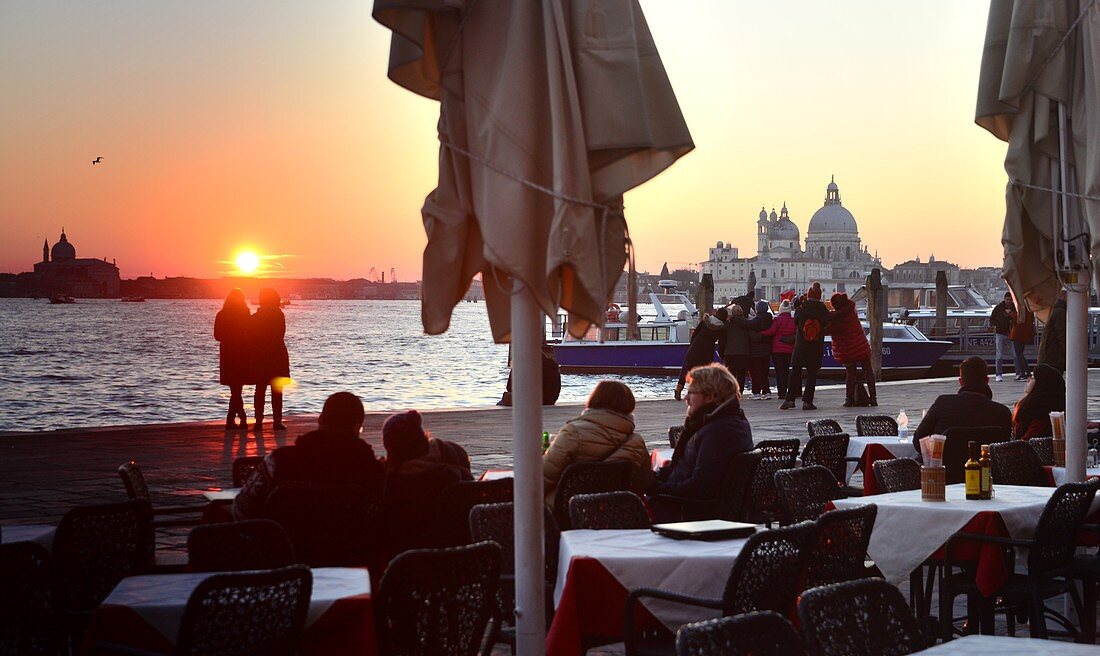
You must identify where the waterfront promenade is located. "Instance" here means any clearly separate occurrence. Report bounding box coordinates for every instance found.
[3,371,1098,530]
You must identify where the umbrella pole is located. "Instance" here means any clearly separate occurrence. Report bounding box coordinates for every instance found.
[511,287,546,656]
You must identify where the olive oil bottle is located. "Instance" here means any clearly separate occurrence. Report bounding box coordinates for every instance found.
[979,444,992,500]
[965,441,981,500]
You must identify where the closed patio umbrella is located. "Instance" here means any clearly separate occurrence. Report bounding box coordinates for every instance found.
[976,0,1099,481]
[373,2,693,652]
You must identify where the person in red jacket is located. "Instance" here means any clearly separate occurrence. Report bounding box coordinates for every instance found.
[759,299,796,398]
[1008,301,1035,380]
[829,292,877,407]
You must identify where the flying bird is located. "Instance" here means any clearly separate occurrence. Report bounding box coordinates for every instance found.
[92,156,102,165]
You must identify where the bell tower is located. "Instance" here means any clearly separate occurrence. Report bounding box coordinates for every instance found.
[42,238,49,263]
[757,207,768,255]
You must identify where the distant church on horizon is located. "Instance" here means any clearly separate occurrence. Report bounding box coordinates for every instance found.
[701,177,882,302]
[29,229,121,297]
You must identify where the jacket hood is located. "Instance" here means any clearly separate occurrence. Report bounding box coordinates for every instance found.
[574,408,636,435]
[830,292,852,311]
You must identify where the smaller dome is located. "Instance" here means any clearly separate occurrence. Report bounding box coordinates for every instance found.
[50,231,76,261]
[758,207,767,222]
[716,240,724,248]
[769,208,778,220]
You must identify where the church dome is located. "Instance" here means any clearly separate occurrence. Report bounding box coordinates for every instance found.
[51,231,76,261]
[807,178,858,234]
[769,203,800,241]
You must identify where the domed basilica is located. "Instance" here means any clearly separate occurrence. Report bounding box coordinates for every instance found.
[29,229,121,297]
[702,178,880,302]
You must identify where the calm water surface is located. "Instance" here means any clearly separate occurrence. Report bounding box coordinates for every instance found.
[0,299,672,432]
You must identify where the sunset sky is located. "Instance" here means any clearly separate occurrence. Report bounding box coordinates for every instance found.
[0,1,1009,281]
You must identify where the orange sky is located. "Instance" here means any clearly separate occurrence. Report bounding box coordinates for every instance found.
[0,1,1008,281]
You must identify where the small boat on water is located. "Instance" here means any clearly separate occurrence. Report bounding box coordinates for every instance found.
[551,285,952,377]
[48,294,75,304]
[121,296,146,302]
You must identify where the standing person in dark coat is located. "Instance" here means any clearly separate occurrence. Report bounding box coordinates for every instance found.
[912,356,1013,452]
[829,292,877,407]
[214,288,251,429]
[1037,294,1067,373]
[1008,300,1035,380]
[675,308,727,400]
[251,288,290,431]
[988,292,1014,382]
[780,282,829,411]
[649,363,753,522]
[760,299,796,398]
[729,300,773,399]
[723,305,751,393]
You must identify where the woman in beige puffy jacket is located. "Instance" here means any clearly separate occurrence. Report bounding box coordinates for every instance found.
[543,381,653,507]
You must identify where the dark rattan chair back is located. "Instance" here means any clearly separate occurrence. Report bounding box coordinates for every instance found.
[749,439,801,523]
[989,440,1049,486]
[1028,436,1055,466]
[675,611,804,656]
[264,482,381,567]
[433,478,514,547]
[714,451,763,522]
[375,542,501,656]
[798,578,926,656]
[801,433,850,488]
[721,522,819,616]
[942,426,1011,484]
[117,460,151,503]
[176,565,312,656]
[187,519,297,572]
[232,455,266,487]
[53,500,153,612]
[553,460,634,530]
[806,505,878,589]
[569,491,651,529]
[807,419,843,438]
[774,466,840,525]
[669,425,685,448]
[855,415,898,437]
[871,458,921,493]
[0,542,60,656]
[1026,479,1100,574]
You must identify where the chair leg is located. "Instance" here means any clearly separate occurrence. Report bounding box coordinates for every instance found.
[1068,584,1088,644]
[1082,579,1098,644]
[1030,594,1048,639]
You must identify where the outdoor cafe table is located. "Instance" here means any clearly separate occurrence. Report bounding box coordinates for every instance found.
[910,634,1100,654]
[832,484,1100,597]
[81,567,376,656]
[547,528,749,656]
[846,436,918,495]
[1051,466,1100,486]
[1,524,56,551]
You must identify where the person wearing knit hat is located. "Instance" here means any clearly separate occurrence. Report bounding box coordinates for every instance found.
[760,298,796,398]
[382,410,431,468]
[780,282,829,410]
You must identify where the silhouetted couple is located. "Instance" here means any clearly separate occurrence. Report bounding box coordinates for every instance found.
[214,287,290,430]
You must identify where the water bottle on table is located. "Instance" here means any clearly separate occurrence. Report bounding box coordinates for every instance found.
[896,409,909,444]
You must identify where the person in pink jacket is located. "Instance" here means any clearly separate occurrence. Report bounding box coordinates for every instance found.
[760,300,796,398]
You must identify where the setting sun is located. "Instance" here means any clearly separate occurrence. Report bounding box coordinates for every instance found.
[235,251,260,274]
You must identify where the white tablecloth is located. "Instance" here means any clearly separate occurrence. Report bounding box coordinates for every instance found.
[845,436,918,480]
[651,448,673,470]
[832,484,1096,586]
[912,634,1100,654]
[1050,466,1100,486]
[1,524,56,550]
[554,528,748,631]
[104,567,371,643]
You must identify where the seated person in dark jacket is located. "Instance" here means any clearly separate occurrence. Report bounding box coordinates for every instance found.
[380,409,474,556]
[649,363,753,520]
[233,391,384,520]
[912,356,1013,453]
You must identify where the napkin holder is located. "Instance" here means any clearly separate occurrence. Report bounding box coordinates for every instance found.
[921,466,945,502]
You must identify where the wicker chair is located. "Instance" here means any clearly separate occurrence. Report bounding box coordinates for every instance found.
[747,439,801,526]
[669,425,685,449]
[800,433,851,491]
[651,451,762,523]
[939,479,1100,640]
[0,541,61,656]
[569,491,651,530]
[798,579,926,656]
[232,455,266,487]
[553,461,634,530]
[941,426,1011,484]
[375,542,501,656]
[805,505,878,589]
[871,458,921,493]
[118,460,204,529]
[263,482,381,567]
[1028,436,1055,466]
[855,415,899,437]
[187,519,297,572]
[807,419,843,438]
[675,611,804,656]
[989,440,1049,487]
[624,522,819,656]
[175,566,312,656]
[433,478,514,547]
[774,466,840,525]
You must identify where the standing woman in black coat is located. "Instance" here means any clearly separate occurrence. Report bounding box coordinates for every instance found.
[780,282,830,411]
[674,308,727,400]
[214,288,252,429]
[251,288,290,431]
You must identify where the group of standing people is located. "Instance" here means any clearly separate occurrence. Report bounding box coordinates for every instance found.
[676,281,878,412]
[989,290,1066,381]
[214,288,290,431]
